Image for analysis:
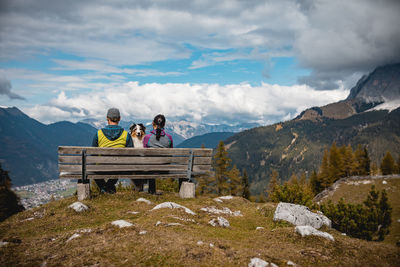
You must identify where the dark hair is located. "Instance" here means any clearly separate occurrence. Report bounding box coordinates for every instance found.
[153,114,166,141]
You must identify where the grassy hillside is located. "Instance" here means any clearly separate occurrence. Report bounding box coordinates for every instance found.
[315,176,400,246]
[1,192,399,266]
[226,108,400,194]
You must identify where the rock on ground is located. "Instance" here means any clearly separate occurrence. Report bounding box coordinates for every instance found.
[213,195,234,202]
[68,202,89,212]
[209,216,230,227]
[295,225,335,241]
[200,206,242,216]
[111,220,133,228]
[151,202,196,215]
[273,202,331,229]
[67,233,81,242]
[136,198,152,205]
[248,257,277,267]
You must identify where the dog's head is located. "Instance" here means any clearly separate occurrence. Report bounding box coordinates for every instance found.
[129,123,146,139]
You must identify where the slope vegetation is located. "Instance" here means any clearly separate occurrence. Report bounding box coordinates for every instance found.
[0,192,399,266]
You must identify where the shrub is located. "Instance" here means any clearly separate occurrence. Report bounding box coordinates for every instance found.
[319,185,392,241]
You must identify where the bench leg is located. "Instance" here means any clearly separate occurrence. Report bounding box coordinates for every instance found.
[77,180,90,200]
[179,181,195,198]
[148,179,156,194]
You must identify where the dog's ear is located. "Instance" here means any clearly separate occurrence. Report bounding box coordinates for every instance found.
[129,123,136,133]
[139,123,146,133]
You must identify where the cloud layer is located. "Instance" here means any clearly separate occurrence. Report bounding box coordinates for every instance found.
[24,82,349,124]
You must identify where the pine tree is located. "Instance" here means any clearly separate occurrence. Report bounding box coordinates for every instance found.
[309,170,323,195]
[228,165,242,196]
[241,169,250,200]
[380,151,396,175]
[318,149,331,188]
[213,141,231,195]
[341,145,356,177]
[329,142,344,183]
[266,170,279,201]
[196,172,217,195]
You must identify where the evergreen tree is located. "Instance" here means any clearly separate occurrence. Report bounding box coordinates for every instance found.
[309,170,323,195]
[341,145,356,177]
[0,164,24,222]
[196,172,217,195]
[213,141,231,195]
[354,145,371,176]
[228,165,242,196]
[370,162,379,176]
[380,151,396,175]
[318,149,331,188]
[328,142,344,183]
[241,169,250,200]
[266,170,279,201]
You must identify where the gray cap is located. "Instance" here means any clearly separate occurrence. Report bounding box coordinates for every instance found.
[106,108,120,119]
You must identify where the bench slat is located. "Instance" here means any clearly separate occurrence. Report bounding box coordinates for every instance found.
[60,174,191,179]
[59,164,211,173]
[58,155,212,165]
[58,146,213,157]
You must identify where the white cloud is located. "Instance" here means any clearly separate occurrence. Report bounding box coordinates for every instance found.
[23,81,349,124]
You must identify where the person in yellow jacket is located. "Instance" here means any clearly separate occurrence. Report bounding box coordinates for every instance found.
[92,108,133,193]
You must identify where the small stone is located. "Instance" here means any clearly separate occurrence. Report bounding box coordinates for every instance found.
[68,202,89,212]
[151,202,196,215]
[209,243,214,248]
[67,233,81,242]
[0,241,9,247]
[139,231,147,235]
[341,233,347,236]
[79,229,92,233]
[23,217,34,221]
[136,198,152,205]
[295,225,334,241]
[248,257,268,267]
[287,260,297,266]
[197,241,204,246]
[155,221,162,226]
[200,206,242,216]
[111,220,133,228]
[256,227,265,230]
[382,180,387,184]
[209,216,230,227]
[127,211,139,215]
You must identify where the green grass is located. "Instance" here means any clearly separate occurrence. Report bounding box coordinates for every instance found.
[1,191,399,266]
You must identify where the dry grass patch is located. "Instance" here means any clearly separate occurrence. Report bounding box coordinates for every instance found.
[1,191,399,266]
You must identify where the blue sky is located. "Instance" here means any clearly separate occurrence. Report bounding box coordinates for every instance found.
[0,0,399,124]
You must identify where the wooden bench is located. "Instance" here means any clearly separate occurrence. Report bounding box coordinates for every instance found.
[58,146,213,199]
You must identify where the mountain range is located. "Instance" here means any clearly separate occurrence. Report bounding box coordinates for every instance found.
[225,63,400,194]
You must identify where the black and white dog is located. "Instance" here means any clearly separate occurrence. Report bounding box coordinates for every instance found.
[129,123,146,148]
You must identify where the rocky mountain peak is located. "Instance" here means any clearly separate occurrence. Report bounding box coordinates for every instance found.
[347,63,400,103]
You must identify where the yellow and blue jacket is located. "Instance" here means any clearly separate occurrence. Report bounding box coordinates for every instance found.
[92,125,133,148]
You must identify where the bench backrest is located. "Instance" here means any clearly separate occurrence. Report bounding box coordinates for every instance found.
[58,146,213,180]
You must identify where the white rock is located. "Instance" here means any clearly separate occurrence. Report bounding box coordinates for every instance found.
[197,241,204,246]
[127,211,139,215]
[111,220,133,228]
[248,257,268,267]
[295,225,334,241]
[209,243,214,248]
[169,215,196,223]
[287,261,297,266]
[200,206,242,216]
[397,219,400,223]
[382,180,388,184]
[136,198,152,205]
[23,217,34,221]
[273,202,331,229]
[155,221,162,226]
[0,241,9,247]
[68,202,89,212]
[151,202,196,215]
[67,233,81,242]
[139,231,147,235]
[341,233,347,236]
[209,216,230,228]
[79,229,92,233]
[256,227,265,230]
[270,263,278,267]
[214,195,234,202]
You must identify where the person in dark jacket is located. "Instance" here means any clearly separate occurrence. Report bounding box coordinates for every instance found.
[92,108,133,193]
[143,114,173,193]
